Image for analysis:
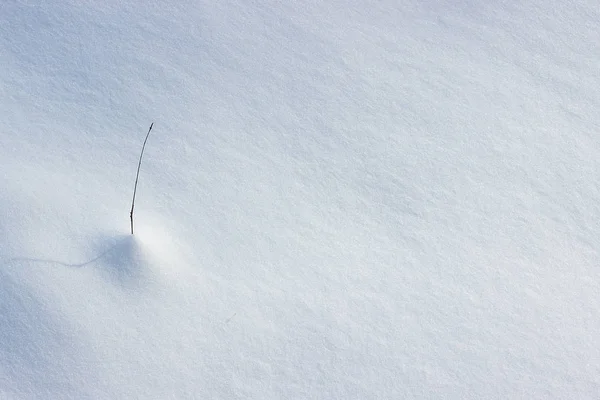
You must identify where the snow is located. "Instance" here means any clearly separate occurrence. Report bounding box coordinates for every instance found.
[2,0,600,398]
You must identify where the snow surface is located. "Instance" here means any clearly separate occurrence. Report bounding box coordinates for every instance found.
[2,0,600,398]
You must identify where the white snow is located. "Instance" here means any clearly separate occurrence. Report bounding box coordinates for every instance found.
[2,0,600,398]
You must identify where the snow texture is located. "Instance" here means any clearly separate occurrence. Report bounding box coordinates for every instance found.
[2,0,600,398]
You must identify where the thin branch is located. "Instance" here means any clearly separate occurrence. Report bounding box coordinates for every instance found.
[130,122,154,234]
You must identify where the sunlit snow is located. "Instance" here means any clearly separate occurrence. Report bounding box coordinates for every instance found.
[2,1,600,398]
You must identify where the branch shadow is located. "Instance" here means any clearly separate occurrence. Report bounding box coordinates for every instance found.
[1,234,147,287]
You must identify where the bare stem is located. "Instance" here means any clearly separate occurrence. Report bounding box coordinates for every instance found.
[130,122,154,234]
